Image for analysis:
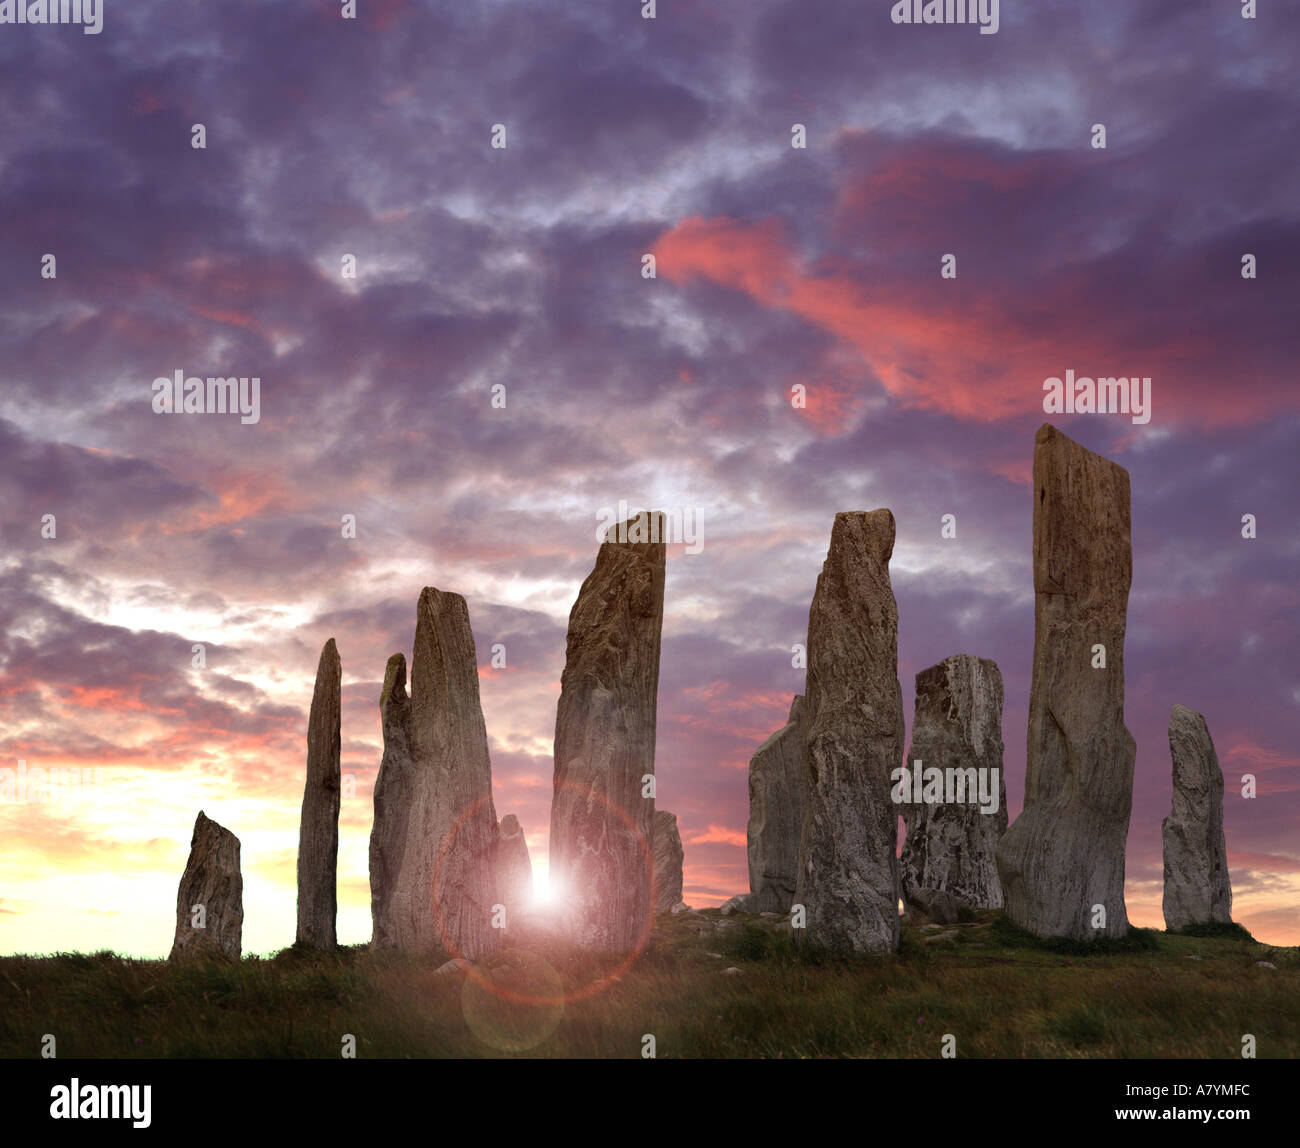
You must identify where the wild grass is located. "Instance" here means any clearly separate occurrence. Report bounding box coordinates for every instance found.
[1,912,1294,1058]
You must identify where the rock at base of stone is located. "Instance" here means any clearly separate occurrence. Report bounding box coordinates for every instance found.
[1162,704,1232,932]
[719,893,756,916]
[903,887,966,927]
[170,811,243,962]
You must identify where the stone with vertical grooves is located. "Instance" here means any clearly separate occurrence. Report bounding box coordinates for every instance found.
[996,424,1136,940]
[747,695,805,913]
[795,510,903,955]
[899,655,1007,911]
[369,589,501,959]
[495,813,533,930]
[550,512,665,952]
[169,811,243,961]
[652,810,684,915]
[297,638,341,949]
[1162,704,1232,931]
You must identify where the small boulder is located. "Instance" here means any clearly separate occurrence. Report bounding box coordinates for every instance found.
[719,893,756,916]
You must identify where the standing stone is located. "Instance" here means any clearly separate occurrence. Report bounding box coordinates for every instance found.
[495,813,533,929]
[996,425,1136,940]
[747,695,806,913]
[369,588,500,959]
[795,510,904,955]
[369,652,414,950]
[652,810,684,915]
[550,511,666,951]
[169,811,243,961]
[899,656,1006,912]
[1162,705,1232,931]
[297,638,341,949]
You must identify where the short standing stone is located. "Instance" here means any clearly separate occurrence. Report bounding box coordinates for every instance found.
[297,638,341,950]
[996,425,1136,940]
[795,510,904,955]
[652,810,684,915]
[747,696,805,913]
[899,655,1006,911]
[550,512,666,952]
[495,813,533,929]
[1162,705,1232,931]
[169,811,243,961]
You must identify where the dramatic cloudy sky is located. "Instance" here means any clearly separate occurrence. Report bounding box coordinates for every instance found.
[0,0,1296,957]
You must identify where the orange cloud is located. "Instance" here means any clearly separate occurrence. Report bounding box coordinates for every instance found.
[686,824,746,847]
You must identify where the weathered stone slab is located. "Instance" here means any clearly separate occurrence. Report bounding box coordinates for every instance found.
[747,695,805,913]
[369,589,501,959]
[652,810,684,915]
[795,510,903,955]
[297,638,341,950]
[899,655,1006,911]
[1162,704,1232,931]
[550,512,665,952]
[170,811,243,961]
[996,425,1136,940]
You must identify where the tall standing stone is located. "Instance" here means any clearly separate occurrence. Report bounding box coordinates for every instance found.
[1162,705,1232,931]
[795,510,903,955]
[169,811,243,961]
[495,813,533,929]
[899,655,1006,911]
[652,810,684,915]
[550,511,666,951]
[747,695,805,913]
[297,638,341,949]
[996,424,1136,940]
[369,588,501,959]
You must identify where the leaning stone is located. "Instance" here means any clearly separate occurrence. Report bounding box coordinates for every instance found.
[169,811,243,962]
[296,638,341,950]
[996,426,1136,940]
[550,512,666,952]
[795,510,904,954]
[434,958,473,976]
[652,810,685,915]
[747,695,805,913]
[1162,705,1232,931]
[899,655,1007,910]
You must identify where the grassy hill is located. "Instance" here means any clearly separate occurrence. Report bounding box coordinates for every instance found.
[2,909,1295,1058]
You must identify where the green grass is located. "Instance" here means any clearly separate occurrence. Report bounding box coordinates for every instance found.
[0,911,1294,1058]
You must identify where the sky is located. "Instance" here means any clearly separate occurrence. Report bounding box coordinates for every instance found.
[0,0,1296,957]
